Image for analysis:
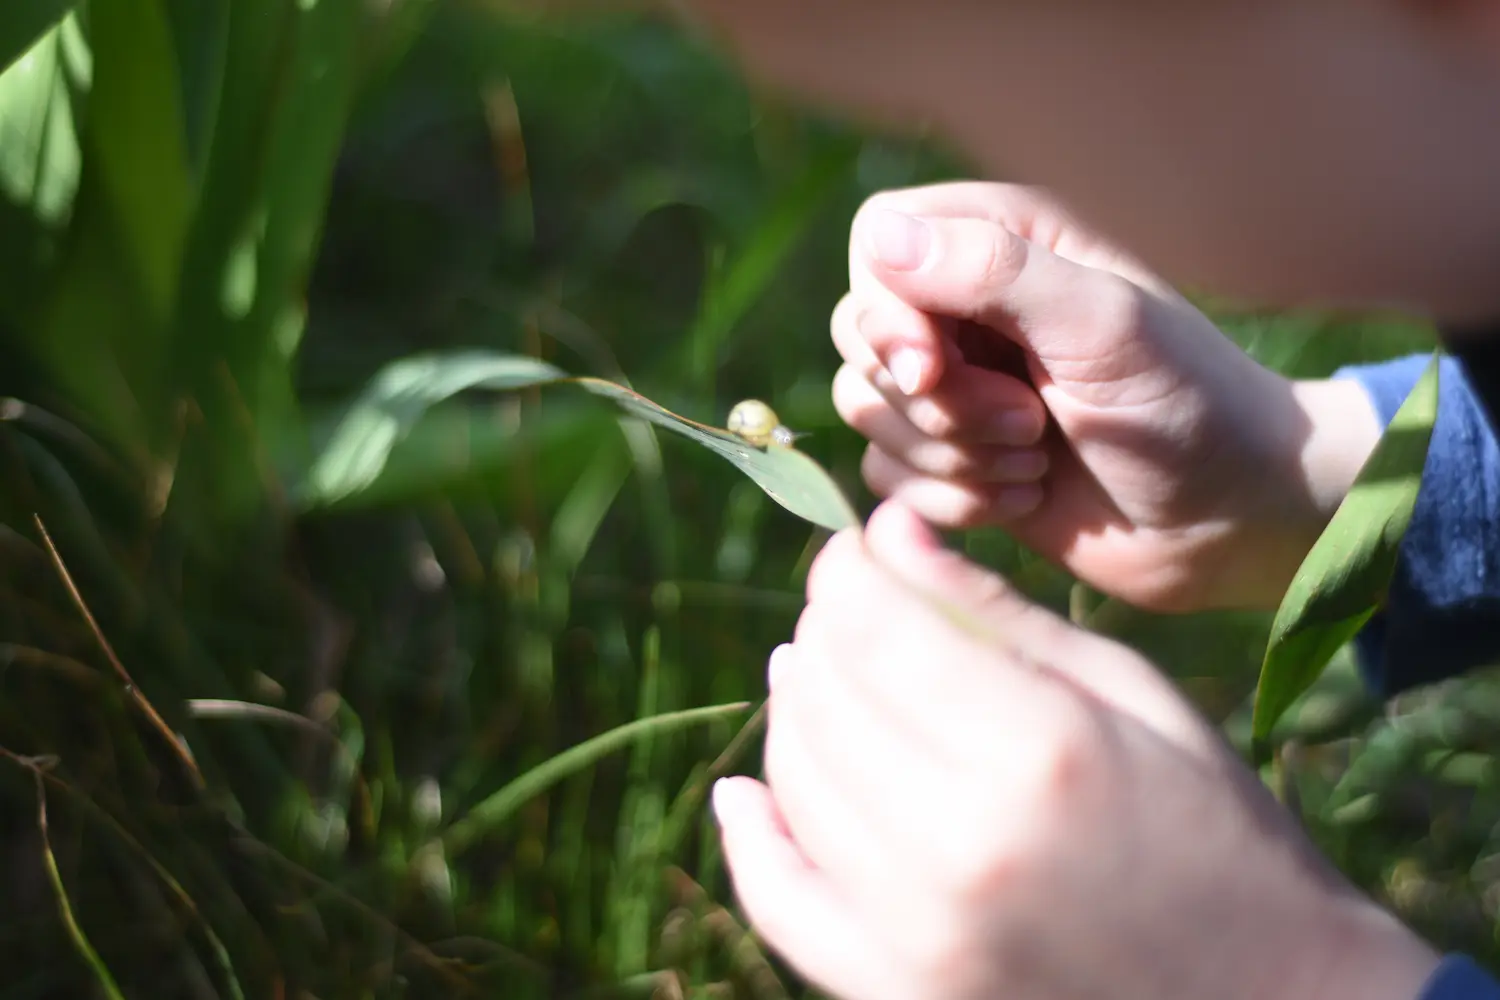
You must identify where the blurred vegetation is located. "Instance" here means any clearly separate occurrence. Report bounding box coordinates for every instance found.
[2,2,1499,998]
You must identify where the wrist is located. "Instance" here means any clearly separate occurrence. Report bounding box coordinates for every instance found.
[1290,377,1386,526]
[1298,893,1441,1000]
[1206,373,1383,612]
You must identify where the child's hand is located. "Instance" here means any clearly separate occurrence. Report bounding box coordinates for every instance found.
[714,500,1440,1000]
[832,182,1380,612]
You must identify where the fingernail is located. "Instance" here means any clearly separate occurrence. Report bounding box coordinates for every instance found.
[993,409,1043,446]
[767,643,794,689]
[993,484,1044,518]
[889,348,929,395]
[711,777,746,826]
[865,208,930,271]
[711,778,733,824]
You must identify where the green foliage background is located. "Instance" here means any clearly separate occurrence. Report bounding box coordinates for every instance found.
[1,3,1498,998]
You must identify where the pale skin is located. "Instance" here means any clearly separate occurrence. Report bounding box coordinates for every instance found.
[716,183,1433,1000]
[496,1,1500,997]
[828,182,1385,613]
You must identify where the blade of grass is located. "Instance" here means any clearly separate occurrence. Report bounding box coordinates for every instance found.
[28,762,128,1000]
[682,141,857,379]
[1,749,250,1000]
[442,702,752,858]
[657,700,766,860]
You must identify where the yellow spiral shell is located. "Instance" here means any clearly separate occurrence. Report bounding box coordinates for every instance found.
[727,399,795,448]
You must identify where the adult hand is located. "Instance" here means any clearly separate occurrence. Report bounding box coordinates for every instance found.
[831,182,1381,612]
[714,500,1440,1000]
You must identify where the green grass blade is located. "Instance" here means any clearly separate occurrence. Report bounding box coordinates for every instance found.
[1251,352,1441,745]
[32,771,128,1000]
[234,0,362,428]
[297,350,862,531]
[683,142,857,377]
[442,701,752,857]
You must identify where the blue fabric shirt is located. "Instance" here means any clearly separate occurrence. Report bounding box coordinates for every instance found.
[1335,353,1500,697]
[1417,956,1500,1000]
[1333,353,1500,999]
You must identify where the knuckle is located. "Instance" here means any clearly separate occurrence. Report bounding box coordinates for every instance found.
[911,440,982,481]
[1091,272,1148,333]
[900,911,975,982]
[928,809,1023,912]
[861,445,902,495]
[1026,696,1106,814]
[936,490,993,530]
[968,223,1026,300]
[832,368,887,429]
[948,557,1018,610]
[903,398,962,439]
[915,484,992,531]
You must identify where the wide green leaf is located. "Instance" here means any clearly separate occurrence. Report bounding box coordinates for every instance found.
[1251,352,1441,744]
[0,10,82,229]
[233,0,362,422]
[299,350,863,533]
[0,12,85,325]
[85,0,193,323]
[0,0,73,75]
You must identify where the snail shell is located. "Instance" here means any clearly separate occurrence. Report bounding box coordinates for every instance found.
[727,399,796,449]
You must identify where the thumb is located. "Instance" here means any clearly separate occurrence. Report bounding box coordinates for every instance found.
[856,207,1143,365]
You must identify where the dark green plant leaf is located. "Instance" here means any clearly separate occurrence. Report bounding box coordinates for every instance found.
[441,701,752,857]
[299,350,862,532]
[232,0,362,426]
[682,142,857,376]
[0,0,73,75]
[86,0,193,322]
[1252,352,1441,744]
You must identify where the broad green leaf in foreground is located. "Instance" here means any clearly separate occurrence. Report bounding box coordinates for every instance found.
[0,11,83,231]
[0,0,73,76]
[299,349,862,532]
[86,0,193,323]
[441,701,751,857]
[1251,353,1441,744]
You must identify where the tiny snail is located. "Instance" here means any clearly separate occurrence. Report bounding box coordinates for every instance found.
[727,399,799,449]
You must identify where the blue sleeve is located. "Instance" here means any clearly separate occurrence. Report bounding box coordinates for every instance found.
[1331,353,1500,697]
[1419,955,1500,999]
